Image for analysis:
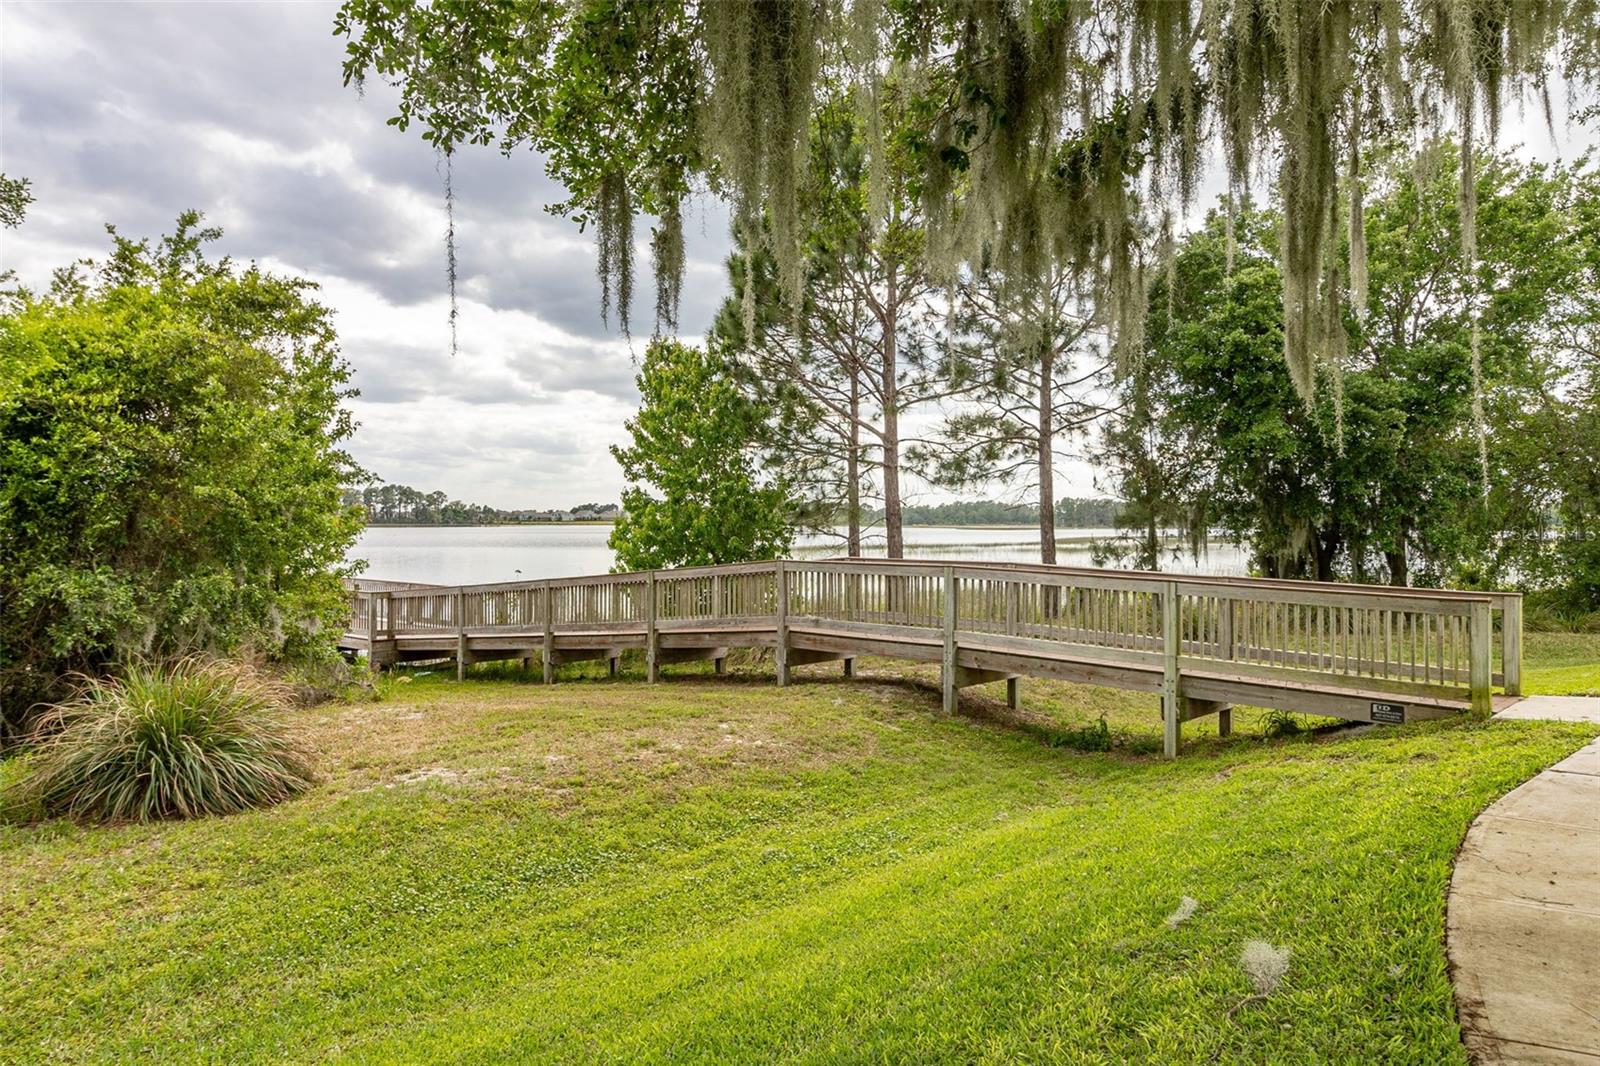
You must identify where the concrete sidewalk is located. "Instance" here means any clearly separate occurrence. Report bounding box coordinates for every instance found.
[1448,713,1600,1065]
[1493,696,1600,724]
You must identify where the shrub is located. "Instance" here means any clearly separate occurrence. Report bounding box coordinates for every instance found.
[1029,715,1115,753]
[1522,592,1600,634]
[7,659,314,823]
[0,213,366,743]
[275,644,364,707]
[1261,708,1305,738]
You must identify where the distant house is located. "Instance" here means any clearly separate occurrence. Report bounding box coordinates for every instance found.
[507,506,616,522]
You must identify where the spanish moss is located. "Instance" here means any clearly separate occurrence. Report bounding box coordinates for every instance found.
[340,0,1600,400]
[596,170,634,335]
[652,195,685,333]
[1347,105,1368,322]
[441,148,457,358]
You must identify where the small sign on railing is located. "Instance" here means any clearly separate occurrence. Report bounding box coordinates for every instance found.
[1369,701,1406,724]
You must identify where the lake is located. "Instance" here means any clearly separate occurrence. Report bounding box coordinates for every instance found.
[349,525,1249,585]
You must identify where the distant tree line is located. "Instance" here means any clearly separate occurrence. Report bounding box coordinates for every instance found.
[344,484,500,525]
[344,484,621,525]
[863,499,1119,528]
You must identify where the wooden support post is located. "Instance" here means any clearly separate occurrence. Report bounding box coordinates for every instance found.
[455,587,468,681]
[1217,706,1232,737]
[843,657,855,678]
[941,566,957,715]
[542,584,554,685]
[1162,581,1181,758]
[365,594,380,674]
[1469,599,1493,715]
[646,572,659,683]
[1006,675,1020,710]
[775,560,790,686]
[1219,597,1235,661]
[714,655,726,675]
[1502,595,1523,697]
[608,654,619,678]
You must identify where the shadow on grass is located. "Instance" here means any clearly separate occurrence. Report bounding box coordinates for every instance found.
[395,650,1405,765]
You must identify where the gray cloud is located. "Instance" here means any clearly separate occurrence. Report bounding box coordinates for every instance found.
[0,0,737,505]
[507,338,640,404]
[1,0,730,341]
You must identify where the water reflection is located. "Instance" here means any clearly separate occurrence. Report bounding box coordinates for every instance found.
[349,524,1247,585]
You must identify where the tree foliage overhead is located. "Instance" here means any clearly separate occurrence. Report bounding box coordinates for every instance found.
[0,173,32,229]
[336,0,1599,395]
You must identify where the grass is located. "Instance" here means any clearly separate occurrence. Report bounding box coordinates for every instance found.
[1,644,1596,1064]
[1522,631,1600,696]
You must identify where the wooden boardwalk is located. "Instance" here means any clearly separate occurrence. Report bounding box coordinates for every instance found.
[340,558,1522,758]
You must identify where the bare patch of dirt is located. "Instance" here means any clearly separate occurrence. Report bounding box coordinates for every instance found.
[297,681,902,811]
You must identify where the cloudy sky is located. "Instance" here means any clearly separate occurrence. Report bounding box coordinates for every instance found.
[3,3,1591,511]
[1,1,737,509]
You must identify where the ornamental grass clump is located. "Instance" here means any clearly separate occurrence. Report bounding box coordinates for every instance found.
[11,659,314,823]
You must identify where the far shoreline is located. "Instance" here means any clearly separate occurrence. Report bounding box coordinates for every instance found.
[357,522,1119,531]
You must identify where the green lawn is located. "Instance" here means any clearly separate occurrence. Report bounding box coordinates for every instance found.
[2,644,1596,1064]
[1523,630,1600,696]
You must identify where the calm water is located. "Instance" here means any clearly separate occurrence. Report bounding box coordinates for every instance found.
[349,524,1248,585]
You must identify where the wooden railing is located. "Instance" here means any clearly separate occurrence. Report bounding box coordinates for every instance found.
[809,557,1522,696]
[347,557,1515,757]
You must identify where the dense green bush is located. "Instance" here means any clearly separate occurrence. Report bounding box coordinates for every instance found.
[5,658,314,823]
[1522,592,1600,634]
[0,214,365,741]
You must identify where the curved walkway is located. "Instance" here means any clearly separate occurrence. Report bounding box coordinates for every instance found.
[1449,698,1600,1064]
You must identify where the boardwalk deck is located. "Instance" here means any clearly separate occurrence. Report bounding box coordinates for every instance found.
[340,558,1518,758]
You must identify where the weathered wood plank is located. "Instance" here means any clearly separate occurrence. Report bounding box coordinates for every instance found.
[942,567,957,714]
[775,560,790,687]
[645,571,658,684]
[1502,595,1523,697]
[1162,582,1180,759]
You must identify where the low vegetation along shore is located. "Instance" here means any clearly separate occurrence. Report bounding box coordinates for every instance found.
[3,635,1596,1063]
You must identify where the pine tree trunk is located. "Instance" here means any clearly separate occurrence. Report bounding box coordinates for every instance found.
[847,368,862,557]
[880,259,904,559]
[1038,347,1057,566]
